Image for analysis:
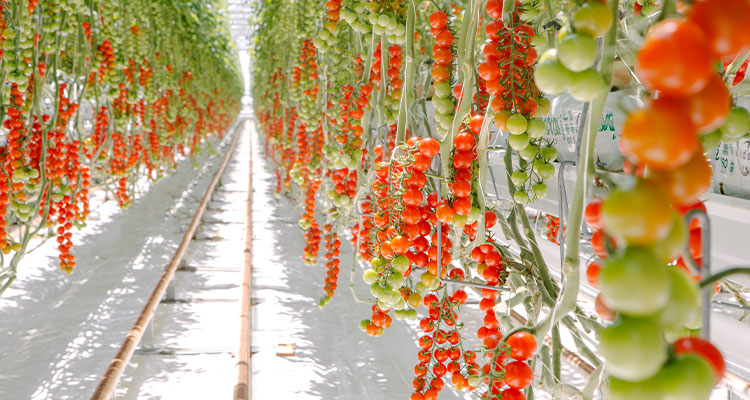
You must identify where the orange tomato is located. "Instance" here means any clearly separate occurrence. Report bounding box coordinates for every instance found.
[620,96,699,170]
[647,150,712,205]
[688,0,750,61]
[635,19,714,96]
[687,73,731,134]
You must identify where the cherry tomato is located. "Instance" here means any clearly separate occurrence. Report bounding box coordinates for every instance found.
[599,246,671,316]
[688,0,750,60]
[647,150,712,206]
[636,19,714,96]
[584,198,604,230]
[598,317,668,381]
[673,336,725,383]
[687,73,731,134]
[504,361,533,389]
[506,331,537,361]
[621,97,699,171]
[573,1,613,37]
[658,354,715,399]
[602,179,673,245]
[586,260,602,288]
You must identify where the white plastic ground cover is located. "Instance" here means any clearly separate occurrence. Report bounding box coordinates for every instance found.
[0,126,240,399]
[111,122,252,399]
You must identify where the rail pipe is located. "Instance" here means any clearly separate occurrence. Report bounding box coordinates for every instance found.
[234,121,253,400]
[90,124,242,400]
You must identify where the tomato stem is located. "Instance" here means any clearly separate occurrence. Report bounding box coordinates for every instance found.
[700,267,750,289]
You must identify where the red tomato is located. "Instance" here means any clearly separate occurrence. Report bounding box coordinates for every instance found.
[419,137,441,158]
[584,198,604,230]
[429,10,447,29]
[504,361,533,389]
[673,336,725,383]
[501,389,526,400]
[687,73,731,134]
[506,331,537,361]
[586,259,602,288]
[454,131,476,151]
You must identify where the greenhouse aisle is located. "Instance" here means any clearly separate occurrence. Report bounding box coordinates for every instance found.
[0,122,247,400]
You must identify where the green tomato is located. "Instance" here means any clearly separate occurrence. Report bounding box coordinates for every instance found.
[539,48,559,64]
[602,179,673,245]
[534,159,555,180]
[573,1,613,37]
[519,144,539,161]
[509,132,530,151]
[600,247,671,316]
[526,117,546,139]
[558,33,597,72]
[532,182,548,199]
[700,129,722,150]
[540,145,557,162]
[391,254,410,273]
[452,213,467,228]
[569,68,607,102]
[649,212,686,262]
[467,207,482,224]
[657,268,700,329]
[421,272,436,287]
[511,170,528,186]
[406,309,418,321]
[537,97,551,116]
[467,375,481,387]
[433,96,454,114]
[507,113,528,135]
[607,376,664,400]
[535,58,574,95]
[387,272,405,288]
[513,190,529,204]
[599,317,668,381]
[359,319,370,331]
[393,309,406,320]
[720,106,750,141]
[434,82,452,98]
[363,269,379,285]
[414,282,428,295]
[658,354,715,400]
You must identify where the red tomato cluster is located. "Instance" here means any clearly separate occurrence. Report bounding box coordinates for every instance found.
[429,10,454,88]
[411,293,474,400]
[322,225,341,298]
[481,2,540,120]
[479,330,537,400]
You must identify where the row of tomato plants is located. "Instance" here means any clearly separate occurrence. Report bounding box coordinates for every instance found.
[251,0,750,398]
[0,0,243,294]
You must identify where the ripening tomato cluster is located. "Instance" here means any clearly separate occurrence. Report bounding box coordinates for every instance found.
[584,3,750,393]
[480,1,554,204]
[543,215,562,245]
[428,10,457,135]
[358,137,447,333]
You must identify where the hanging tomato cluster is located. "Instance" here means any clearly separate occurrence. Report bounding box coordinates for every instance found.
[590,0,750,396]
